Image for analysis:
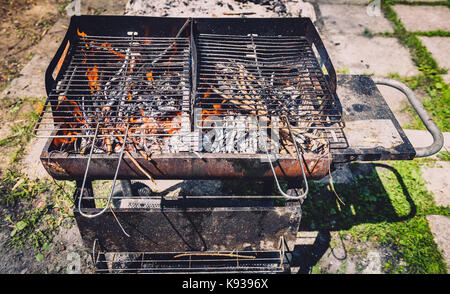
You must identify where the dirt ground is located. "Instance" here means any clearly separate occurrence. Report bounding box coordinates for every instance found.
[0,0,65,92]
[0,0,127,274]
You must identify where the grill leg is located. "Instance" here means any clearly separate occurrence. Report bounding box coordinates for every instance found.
[120,180,133,196]
[76,180,95,208]
[94,253,108,273]
[263,179,274,195]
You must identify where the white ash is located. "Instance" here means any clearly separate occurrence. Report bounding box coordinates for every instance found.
[224,116,237,153]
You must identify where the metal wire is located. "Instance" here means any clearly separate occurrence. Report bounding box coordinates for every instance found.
[35,34,191,142]
[94,250,284,274]
[78,123,130,218]
[195,34,343,133]
[247,35,308,200]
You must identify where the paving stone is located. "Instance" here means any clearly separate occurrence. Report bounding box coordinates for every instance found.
[361,251,382,274]
[418,37,450,75]
[421,162,450,207]
[308,0,370,4]
[320,4,394,35]
[324,35,419,77]
[426,215,450,272]
[403,129,450,154]
[315,164,354,185]
[403,129,450,207]
[376,84,415,127]
[296,231,319,245]
[126,0,282,17]
[392,5,450,32]
[443,74,450,84]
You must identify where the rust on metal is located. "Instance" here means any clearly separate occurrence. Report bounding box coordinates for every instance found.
[41,147,331,180]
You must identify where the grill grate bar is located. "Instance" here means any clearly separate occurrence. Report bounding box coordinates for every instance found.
[94,250,285,274]
[36,28,345,156]
[35,34,191,152]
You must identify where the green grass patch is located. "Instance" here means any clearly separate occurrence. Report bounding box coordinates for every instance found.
[0,98,44,165]
[0,96,75,255]
[382,3,450,132]
[1,169,76,252]
[437,150,450,161]
[302,159,448,273]
[0,169,49,206]
[336,67,350,75]
[386,1,450,7]
[411,30,450,37]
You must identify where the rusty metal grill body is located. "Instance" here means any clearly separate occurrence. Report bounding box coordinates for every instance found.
[37,16,348,181]
[36,16,418,273]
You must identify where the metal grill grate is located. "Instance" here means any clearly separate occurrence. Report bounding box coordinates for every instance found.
[35,33,191,154]
[195,34,343,133]
[94,250,285,274]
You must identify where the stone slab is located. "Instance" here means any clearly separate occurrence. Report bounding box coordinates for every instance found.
[421,162,450,207]
[126,0,281,17]
[426,215,450,272]
[393,5,450,32]
[324,35,419,76]
[376,84,415,127]
[403,129,450,151]
[308,0,370,4]
[418,37,450,72]
[320,3,394,35]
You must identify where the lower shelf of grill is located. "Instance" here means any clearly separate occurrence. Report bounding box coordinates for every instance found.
[94,251,287,274]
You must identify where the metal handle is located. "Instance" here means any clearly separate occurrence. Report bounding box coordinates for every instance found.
[260,116,309,201]
[78,123,130,218]
[373,77,444,157]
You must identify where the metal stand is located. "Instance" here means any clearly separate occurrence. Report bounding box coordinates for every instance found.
[74,179,304,273]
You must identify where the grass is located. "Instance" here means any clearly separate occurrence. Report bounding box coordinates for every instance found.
[381,2,450,132]
[223,151,449,273]
[224,159,449,273]
[0,97,75,258]
[1,170,75,253]
[437,150,450,161]
[57,1,72,14]
[336,67,350,75]
[388,1,450,7]
[302,159,448,273]
[0,98,43,164]
[411,30,450,37]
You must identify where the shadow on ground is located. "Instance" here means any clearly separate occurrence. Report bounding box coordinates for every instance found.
[289,162,417,273]
[88,162,416,273]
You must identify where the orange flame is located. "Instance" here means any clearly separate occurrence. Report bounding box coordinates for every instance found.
[77,28,87,37]
[53,96,83,147]
[86,66,100,93]
[146,72,154,81]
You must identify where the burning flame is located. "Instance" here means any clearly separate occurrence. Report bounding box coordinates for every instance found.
[146,72,154,81]
[86,65,100,93]
[54,30,186,152]
[53,96,84,147]
[77,28,87,37]
[201,89,223,119]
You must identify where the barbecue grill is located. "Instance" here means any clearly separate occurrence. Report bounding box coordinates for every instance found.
[35,16,443,273]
